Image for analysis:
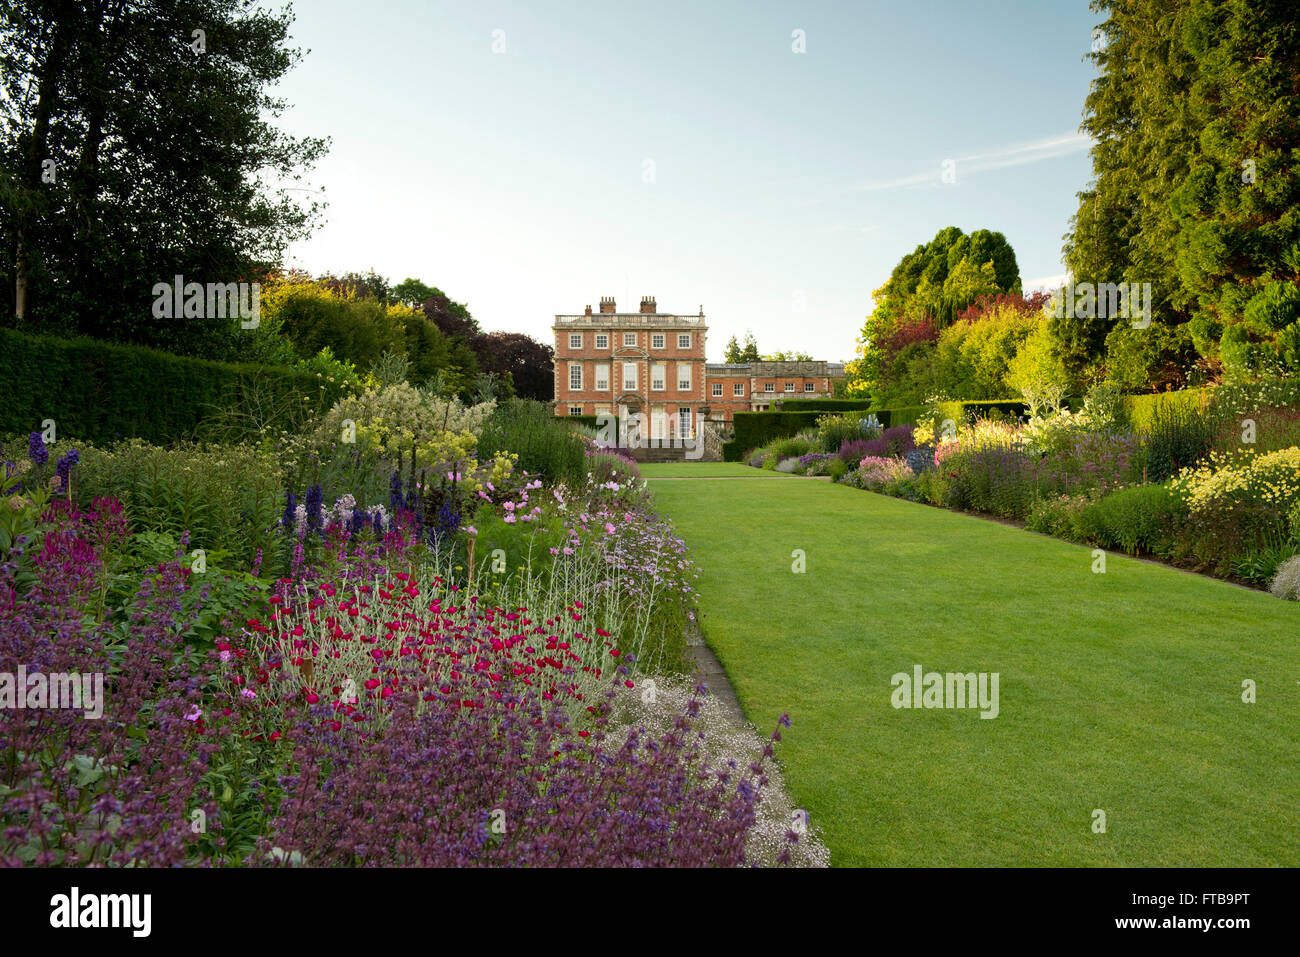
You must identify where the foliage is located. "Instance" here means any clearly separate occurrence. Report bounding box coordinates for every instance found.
[1269,555,1300,601]
[73,440,285,568]
[0,0,326,357]
[1005,321,1071,416]
[722,331,762,363]
[844,226,1023,402]
[0,505,220,865]
[1134,398,1219,481]
[478,399,586,485]
[0,327,345,446]
[1063,0,1300,389]
[474,331,555,401]
[816,412,880,453]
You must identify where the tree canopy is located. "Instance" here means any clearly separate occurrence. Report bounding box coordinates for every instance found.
[1062,0,1300,387]
[0,0,328,360]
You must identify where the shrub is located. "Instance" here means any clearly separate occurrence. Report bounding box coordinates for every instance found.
[730,411,830,453]
[1135,399,1219,481]
[827,458,849,482]
[478,399,586,485]
[761,435,817,461]
[0,327,346,446]
[797,452,837,475]
[856,424,916,459]
[0,507,220,866]
[1081,380,1130,432]
[816,413,880,453]
[775,457,801,473]
[1269,555,1300,600]
[585,449,642,486]
[1078,484,1184,555]
[73,439,285,567]
[1211,406,1300,455]
[773,398,875,413]
[850,456,913,489]
[1025,492,1095,541]
[1171,447,1300,517]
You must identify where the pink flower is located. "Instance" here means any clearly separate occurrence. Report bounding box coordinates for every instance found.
[604,523,616,534]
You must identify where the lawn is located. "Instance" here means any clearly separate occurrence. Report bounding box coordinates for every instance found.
[639,462,799,479]
[649,477,1300,866]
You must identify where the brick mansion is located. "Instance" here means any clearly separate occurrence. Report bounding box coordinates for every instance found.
[552,296,843,438]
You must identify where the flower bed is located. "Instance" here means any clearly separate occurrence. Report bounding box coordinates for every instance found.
[2,395,823,866]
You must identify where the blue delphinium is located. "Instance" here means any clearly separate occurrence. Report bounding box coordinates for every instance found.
[54,448,79,492]
[305,483,323,533]
[349,509,368,539]
[389,471,403,511]
[281,490,297,533]
[28,431,48,466]
[432,502,460,541]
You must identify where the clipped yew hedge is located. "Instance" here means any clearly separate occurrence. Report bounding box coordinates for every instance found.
[0,327,345,445]
[772,398,875,412]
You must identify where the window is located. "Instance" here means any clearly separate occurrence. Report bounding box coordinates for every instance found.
[734,383,745,396]
[763,383,774,393]
[569,406,582,416]
[677,333,691,349]
[651,333,664,349]
[595,363,610,391]
[569,334,582,349]
[623,332,637,347]
[712,383,723,397]
[569,363,582,391]
[677,363,691,390]
[785,382,795,392]
[677,407,691,438]
[651,363,665,391]
[595,334,608,350]
[623,363,637,391]
[805,382,816,392]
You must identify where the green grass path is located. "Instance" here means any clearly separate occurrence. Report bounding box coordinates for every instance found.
[639,462,798,478]
[648,473,1300,866]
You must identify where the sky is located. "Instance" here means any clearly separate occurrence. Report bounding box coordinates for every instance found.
[273,0,1103,363]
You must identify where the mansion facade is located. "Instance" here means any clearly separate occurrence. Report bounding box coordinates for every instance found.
[552,297,842,437]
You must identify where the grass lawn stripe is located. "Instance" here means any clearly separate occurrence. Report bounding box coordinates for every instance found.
[648,476,1300,866]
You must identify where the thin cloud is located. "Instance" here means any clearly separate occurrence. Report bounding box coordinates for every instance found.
[851,132,1093,192]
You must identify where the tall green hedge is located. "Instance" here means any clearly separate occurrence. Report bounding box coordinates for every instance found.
[730,411,826,454]
[0,327,345,445]
[881,405,926,427]
[1124,389,1211,431]
[773,398,875,412]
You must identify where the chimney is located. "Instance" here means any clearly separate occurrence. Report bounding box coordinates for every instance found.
[584,305,592,316]
[640,295,656,314]
[599,296,616,314]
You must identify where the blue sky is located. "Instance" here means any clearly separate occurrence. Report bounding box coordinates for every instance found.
[274,0,1102,362]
